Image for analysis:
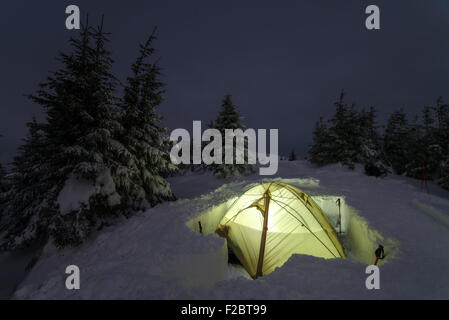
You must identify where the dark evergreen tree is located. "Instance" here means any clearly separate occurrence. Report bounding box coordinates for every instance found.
[0,118,57,249]
[289,149,297,161]
[383,104,445,181]
[383,98,449,188]
[44,21,127,247]
[309,93,449,186]
[358,107,388,176]
[434,97,449,133]
[211,95,254,178]
[423,106,434,133]
[0,135,7,194]
[1,20,133,249]
[440,155,449,190]
[308,117,334,165]
[0,135,8,230]
[309,91,387,174]
[0,163,5,193]
[403,115,427,178]
[383,109,411,175]
[327,91,362,168]
[120,28,177,209]
[433,97,449,189]
[418,106,441,179]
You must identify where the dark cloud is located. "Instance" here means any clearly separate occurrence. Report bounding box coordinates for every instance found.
[1,0,448,164]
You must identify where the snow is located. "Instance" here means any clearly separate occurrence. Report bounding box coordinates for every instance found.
[57,175,96,215]
[3,160,449,299]
[411,199,449,230]
[57,169,121,215]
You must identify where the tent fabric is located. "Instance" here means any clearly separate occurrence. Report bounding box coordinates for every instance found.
[217,182,346,278]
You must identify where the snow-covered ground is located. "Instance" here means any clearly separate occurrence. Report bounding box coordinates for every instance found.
[2,160,449,299]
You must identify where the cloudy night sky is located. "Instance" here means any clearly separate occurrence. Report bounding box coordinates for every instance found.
[1,0,448,165]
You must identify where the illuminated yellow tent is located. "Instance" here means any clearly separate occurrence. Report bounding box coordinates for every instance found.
[216,182,346,278]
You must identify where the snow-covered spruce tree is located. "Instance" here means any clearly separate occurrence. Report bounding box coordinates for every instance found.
[0,118,58,249]
[358,107,388,176]
[440,155,449,190]
[210,95,254,178]
[383,99,449,187]
[408,106,442,180]
[0,163,6,196]
[0,163,5,227]
[392,111,436,180]
[0,136,9,232]
[46,22,130,246]
[0,134,7,194]
[309,91,387,174]
[310,90,363,169]
[327,91,363,169]
[119,28,176,210]
[434,97,449,135]
[402,115,427,179]
[383,109,411,175]
[433,97,449,189]
[403,97,449,189]
[0,163,5,193]
[2,21,131,249]
[308,117,334,165]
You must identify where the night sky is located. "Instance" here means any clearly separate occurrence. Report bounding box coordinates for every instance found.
[1,1,448,165]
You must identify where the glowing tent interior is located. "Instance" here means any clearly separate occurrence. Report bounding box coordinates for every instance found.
[216,182,346,279]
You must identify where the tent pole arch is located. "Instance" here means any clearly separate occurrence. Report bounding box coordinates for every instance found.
[217,182,346,278]
[255,189,271,278]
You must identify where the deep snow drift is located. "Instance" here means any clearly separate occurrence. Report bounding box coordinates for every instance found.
[3,160,449,299]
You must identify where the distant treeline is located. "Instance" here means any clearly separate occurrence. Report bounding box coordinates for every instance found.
[308,91,449,190]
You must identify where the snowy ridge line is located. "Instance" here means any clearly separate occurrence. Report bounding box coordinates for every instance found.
[411,199,449,230]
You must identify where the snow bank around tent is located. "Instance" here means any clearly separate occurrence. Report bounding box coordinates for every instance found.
[312,196,396,265]
[187,179,395,266]
[10,161,449,299]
